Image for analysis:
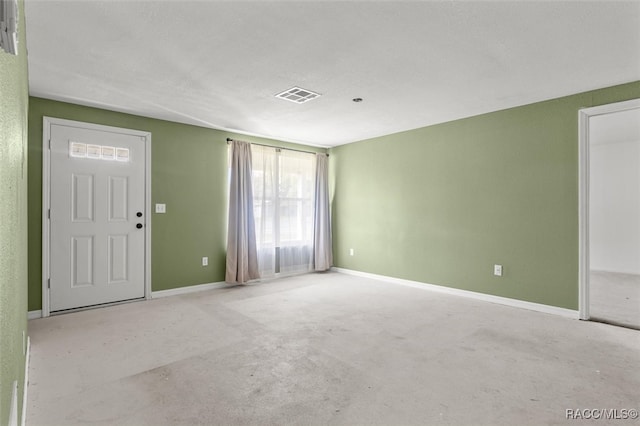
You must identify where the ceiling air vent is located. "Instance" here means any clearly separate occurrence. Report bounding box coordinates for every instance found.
[275,87,321,104]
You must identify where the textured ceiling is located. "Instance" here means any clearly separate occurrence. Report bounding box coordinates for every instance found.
[25,0,640,147]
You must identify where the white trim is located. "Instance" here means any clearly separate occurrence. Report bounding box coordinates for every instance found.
[27,310,42,320]
[144,127,152,301]
[151,281,235,299]
[21,337,30,426]
[580,98,640,117]
[42,117,152,317]
[332,267,579,319]
[577,98,640,321]
[42,118,51,317]
[8,380,18,426]
[578,107,590,320]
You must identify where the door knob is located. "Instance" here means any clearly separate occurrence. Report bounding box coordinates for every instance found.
[136,223,143,229]
[136,212,143,217]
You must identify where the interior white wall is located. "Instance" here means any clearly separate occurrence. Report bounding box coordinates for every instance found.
[589,135,640,274]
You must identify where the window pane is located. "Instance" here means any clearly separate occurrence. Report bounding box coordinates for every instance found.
[251,145,316,275]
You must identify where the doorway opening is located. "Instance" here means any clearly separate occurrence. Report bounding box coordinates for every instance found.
[579,99,640,329]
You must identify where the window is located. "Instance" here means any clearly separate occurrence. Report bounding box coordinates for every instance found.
[69,141,130,162]
[251,145,315,276]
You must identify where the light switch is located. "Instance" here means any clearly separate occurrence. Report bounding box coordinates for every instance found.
[494,264,503,277]
[155,203,166,213]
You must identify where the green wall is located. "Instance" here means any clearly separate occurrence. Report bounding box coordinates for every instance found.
[330,81,640,310]
[28,97,326,311]
[0,0,29,424]
[27,83,640,313]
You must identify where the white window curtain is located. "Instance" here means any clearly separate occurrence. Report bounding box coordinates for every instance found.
[252,145,316,277]
[313,153,333,271]
[225,140,260,283]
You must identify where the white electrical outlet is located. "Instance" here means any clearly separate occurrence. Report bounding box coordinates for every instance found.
[155,203,166,213]
[202,257,208,266]
[349,248,354,256]
[494,264,503,276]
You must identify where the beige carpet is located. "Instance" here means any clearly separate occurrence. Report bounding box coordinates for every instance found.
[590,271,640,328]
[28,272,639,425]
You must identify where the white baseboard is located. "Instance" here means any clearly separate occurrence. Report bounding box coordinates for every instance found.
[28,282,235,316]
[590,268,640,276]
[27,310,42,320]
[22,337,30,426]
[332,267,579,319]
[151,281,235,299]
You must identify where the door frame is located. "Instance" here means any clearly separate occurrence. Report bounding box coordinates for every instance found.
[578,98,640,320]
[42,117,152,317]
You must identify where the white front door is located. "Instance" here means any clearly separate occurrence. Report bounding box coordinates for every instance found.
[48,121,147,312]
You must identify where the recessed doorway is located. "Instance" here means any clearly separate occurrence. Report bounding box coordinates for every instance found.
[579,99,640,329]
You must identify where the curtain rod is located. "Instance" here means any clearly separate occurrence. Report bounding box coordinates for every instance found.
[226,138,328,157]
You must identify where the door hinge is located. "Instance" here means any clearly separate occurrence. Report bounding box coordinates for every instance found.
[47,278,50,289]
[48,209,50,219]
[48,139,51,149]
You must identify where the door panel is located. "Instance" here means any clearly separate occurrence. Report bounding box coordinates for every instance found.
[72,174,94,222]
[109,176,128,221]
[108,235,129,283]
[71,236,94,287]
[49,123,146,312]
